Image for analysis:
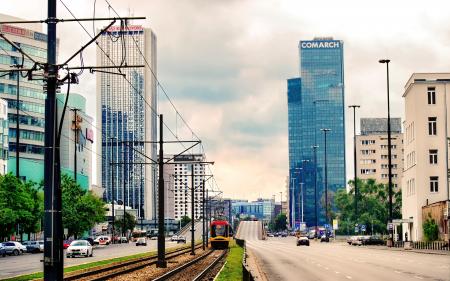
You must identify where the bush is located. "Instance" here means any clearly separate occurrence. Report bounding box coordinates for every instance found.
[422,213,439,241]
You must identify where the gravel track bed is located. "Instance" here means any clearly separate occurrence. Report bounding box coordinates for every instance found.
[107,249,208,281]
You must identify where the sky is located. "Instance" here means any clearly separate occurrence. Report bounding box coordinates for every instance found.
[2,0,450,201]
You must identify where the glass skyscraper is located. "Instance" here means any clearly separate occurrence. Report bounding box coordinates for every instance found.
[287,38,345,229]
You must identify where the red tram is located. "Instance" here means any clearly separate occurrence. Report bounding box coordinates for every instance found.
[209,220,231,248]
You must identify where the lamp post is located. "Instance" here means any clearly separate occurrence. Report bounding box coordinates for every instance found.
[379,59,394,247]
[348,105,360,221]
[300,160,309,227]
[320,128,331,233]
[279,191,283,215]
[312,145,319,238]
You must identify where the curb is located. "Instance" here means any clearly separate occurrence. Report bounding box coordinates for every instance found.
[365,246,450,256]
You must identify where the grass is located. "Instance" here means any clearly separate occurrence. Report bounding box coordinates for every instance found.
[2,244,193,281]
[216,240,244,281]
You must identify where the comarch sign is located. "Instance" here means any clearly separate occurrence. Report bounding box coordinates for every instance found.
[300,41,341,49]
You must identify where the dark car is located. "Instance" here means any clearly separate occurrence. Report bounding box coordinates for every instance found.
[25,241,44,253]
[82,237,95,246]
[320,235,330,243]
[297,237,310,246]
[177,236,186,244]
[362,236,384,246]
[281,232,288,237]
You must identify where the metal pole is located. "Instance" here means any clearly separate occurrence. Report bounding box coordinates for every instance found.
[123,150,126,238]
[349,105,360,221]
[202,179,206,250]
[312,145,318,238]
[110,137,115,244]
[71,108,79,182]
[190,163,195,255]
[157,114,166,267]
[43,0,63,278]
[15,67,19,178]
[321,129,331,233]
[279,191,283,215]
[207,189,210,245]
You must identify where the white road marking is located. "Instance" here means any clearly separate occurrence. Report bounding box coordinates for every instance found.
[335,271,340,274]
[395,270,402,274]
[346,276,352,279]
[414,276,424,279]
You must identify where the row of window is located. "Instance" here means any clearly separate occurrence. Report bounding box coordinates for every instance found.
[0,83,46,100]
[361,140,375,145]
[406,151,416,169]
[381,154,398,159]
[8,114,45,128]
[381,164,398,169]
[7,100,45,114]
[381,174,398,178]
[406,178,415,197]
[0,39,47,60]
[9,143,44,155]
[9,128,44,142]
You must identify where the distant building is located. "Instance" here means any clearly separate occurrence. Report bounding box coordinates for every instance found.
[96,24,157,220]
[0,99,8,175]
[401,73,450,242]
[356,118,403,189]
[231,198,275,224]
[287,37,346,228]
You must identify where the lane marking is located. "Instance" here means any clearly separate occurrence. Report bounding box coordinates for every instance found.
[414,276,424,280]
[335,271,340,274]
[346,276,352,279]
[394,270,402,274]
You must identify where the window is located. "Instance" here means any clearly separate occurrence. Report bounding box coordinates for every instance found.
[429,149,438,164]
[427,87,436,104]
[361,140,375,145]
[430,176,438,193]
[428,117,437,135]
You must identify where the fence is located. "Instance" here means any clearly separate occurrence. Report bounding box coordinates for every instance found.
[412,241,450,251]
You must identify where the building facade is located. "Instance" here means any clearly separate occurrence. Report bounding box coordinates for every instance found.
[0,99,8,174]
[96,25,157,220]
[171,154,205,221]
[0,14,50,180]
[287,37,346,229]
[231,198,275,224]
[401,73,450,241]
[356,118,403,189]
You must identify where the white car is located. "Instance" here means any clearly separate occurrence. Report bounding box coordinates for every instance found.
[94,236,111,245]
[170,235,178,241]
[1,241,26,256]
[66,240,93,258]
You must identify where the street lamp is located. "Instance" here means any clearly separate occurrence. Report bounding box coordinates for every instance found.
[348,105,360,221]
[320,128,331,233]
[300,160,310,226]
[312,145,319,239]
[379,58,394,247]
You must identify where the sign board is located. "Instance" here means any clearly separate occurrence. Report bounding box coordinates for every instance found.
[300,222,307,231]
[387,223,393,230]
[64,228,68,236]
[392,218,413,224]
[361,225,366,232]
[174,155,196,162]
[300,40,341,49]
[332,219,338,230]
[1,24,48,42]
[354,226,359,233]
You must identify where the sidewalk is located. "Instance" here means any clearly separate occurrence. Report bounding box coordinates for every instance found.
[365,245,450,256]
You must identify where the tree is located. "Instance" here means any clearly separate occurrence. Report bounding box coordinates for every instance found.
[274,213,287,231]
[60,175,106,238]
[180,216,191,228]
[117,211,136,236]
[423,213,439,241]
[334,178,401,235]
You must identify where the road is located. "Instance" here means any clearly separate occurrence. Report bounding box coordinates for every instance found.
[238,221,450,281]
[0,229,204,280]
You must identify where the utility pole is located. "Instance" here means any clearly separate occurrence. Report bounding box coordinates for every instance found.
[349,105,360,221]
[321,128,331,234]
[110,136,116,244]
[15,64,20,179]
[43,0,63,279]
[190,163,195,255]
[202,179,206,250]
[379,59,394,247]
[122,149,126,238]
[312,145,319,238]
[157,114,167,267]
[71,108,79,182]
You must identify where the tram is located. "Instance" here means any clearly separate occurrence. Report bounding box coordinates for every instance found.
[210,220,231,248]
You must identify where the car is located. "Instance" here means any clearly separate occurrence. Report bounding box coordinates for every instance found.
[362,235,384,245]
[347,236,358,245]
[320,235,330,243]
[63,240,72,249]
[82,237,95,246]
[171,235,179,241]
[177,236,186,244]
[267,233,274,237]
[0,244,6,257]
[66,240,93,258]
[119,237,129,243]
[150,236,158,240]
[281,232,288,237]
[351,236,366,246]
[297,236,310,246]
[136,237,147,246]
[1,241,26,256]
[23,240,44,253]
[273,232,279,237]
[94,236,111,245]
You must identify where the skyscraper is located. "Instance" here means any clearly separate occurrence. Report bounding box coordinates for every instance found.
[287,37,345,228]
[96,25,157,220]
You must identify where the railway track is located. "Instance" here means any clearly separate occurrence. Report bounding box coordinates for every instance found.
[63,244,203,281]
[153,249,228,281]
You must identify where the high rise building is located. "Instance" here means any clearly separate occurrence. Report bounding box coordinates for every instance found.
[356,118,403,188]
[0,14,49,179]
[96,25,157,220]
[401,73,450,241]
[287,37,345,229]
[171,154,205,221]
[0,99,8,175]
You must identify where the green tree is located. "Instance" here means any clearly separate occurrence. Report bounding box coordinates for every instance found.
[0,174,41,240]
[422,213,439,241]
[334,178,401,235]
[274,213,287,231]
[117,211,136,236]
[180,215,191,228]
[60,175,106,238]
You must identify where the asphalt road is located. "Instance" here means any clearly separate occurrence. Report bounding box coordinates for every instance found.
[239,221,450,281]
[0,229,204,280]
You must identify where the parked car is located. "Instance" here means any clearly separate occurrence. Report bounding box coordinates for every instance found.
[362,236,385,246]
[347,236,358,245]
[94,236,111,245]
[136,237,147,246]
[281,232,288,237]
[66,240,93,258]
[351,236,367,246]
[177,236,186,244]
[119,237,129,243]
[23,240,44,253]
[0,244,6,257]
[297,236,310,246]
[1,241,26,256]
[150,236,158,240]
[63,240,72,249]
[267,233,274,237]
[171,235,179,241]
[82,237,95,246]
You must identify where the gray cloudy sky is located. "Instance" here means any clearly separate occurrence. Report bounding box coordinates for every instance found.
[2,0,450,201]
